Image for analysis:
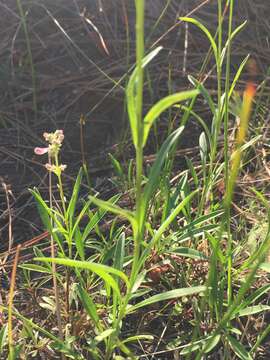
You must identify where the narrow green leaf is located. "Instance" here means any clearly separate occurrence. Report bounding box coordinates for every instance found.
[113,232,125,272]
[95,329,115,344]
[231,305,270,319]
[122,334,154,344]
[67,168,83,222]
[141,127,185,226]
[227,334,252,360]
[221,21,247,64]
[35,257,129,297]
[127,46,163,148]
[77,284,101,329]
[143,89,199,146]
[89,195,136,232]
[180,334,221,355]
[0,324,7,352]
[188,75,216,115]
[168,247,208,260]
[127,286,206,313]
[180,17,217,62]
[19,264,52,274]
[81,195,119,242]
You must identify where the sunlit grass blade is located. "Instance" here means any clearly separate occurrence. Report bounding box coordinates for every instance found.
[143,89,199,146]
[180,17,218,63]
[34,257,130,290]
[126,286,206,313]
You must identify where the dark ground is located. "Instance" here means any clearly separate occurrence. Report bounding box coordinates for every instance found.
[0,0,269,251]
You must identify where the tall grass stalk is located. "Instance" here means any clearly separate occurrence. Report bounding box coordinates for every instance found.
[130,0,145,286]
[224,0,235,307]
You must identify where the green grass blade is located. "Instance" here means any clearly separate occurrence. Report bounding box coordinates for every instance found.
[167,247,208,260]
[126,46,163,148]
[143,89,199,146]
[66,167,83,223]
[180,17,217,63]
[34,257,130,296]
[127,286,206,313]
[227,334,252,360]
[77,284,101,330]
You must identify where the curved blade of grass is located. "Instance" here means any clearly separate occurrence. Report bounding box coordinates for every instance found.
[77,284,101,330]
[126,286,206,313]
[180,17,217,63]
[89,195,137,234]
[220,21,247,64]
[228,55,250,99]
[34,257,130,296]
[143,89,199,146]
[231,305,270,320]
[227,334,252,360]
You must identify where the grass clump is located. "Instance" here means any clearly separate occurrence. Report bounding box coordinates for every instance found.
[1,1,270,359]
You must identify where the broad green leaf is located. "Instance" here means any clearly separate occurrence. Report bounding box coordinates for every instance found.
[126,46,163,148]
[143,89,199,146]
[227,334,252,360]
[34,257,130,297]
[127,286,206,313]
[168,247,208,260]
[77,284,101,330]
[180,17,217,63]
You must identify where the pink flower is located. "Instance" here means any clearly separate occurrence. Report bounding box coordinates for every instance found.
[34,147,49,155]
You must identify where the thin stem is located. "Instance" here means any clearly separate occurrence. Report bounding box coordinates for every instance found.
[224,0,234,307]
[130,0,145,285]
[48,156,65,358]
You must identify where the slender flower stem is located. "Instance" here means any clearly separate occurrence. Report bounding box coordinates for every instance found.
[48,156,65,358]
